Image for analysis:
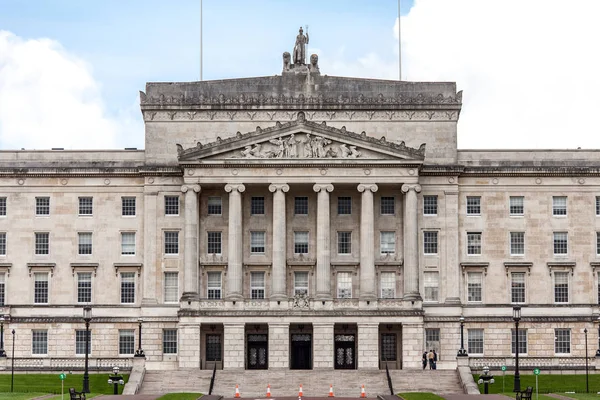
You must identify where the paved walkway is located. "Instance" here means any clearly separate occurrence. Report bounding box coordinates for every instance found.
[442,396,509,400]
[95,396,162,400]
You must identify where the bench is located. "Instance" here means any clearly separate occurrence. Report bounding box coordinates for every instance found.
[516,386,533,400]
[69,387,86,400]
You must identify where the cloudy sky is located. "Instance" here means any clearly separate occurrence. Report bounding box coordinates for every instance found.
[1,0,599,150]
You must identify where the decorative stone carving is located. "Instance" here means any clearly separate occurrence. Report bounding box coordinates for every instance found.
[293,27,309,65]
[339,144,361,158]
[292,293,310,309]
[282,52,291,71]
[238,133,356,159]
[309,53,319,73]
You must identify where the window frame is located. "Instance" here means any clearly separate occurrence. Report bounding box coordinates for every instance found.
[164,272,179,303]
[467,232,482,255]
[250,231,266,254]
[207,231,222,255]
[32,330,48,355]
[553,231,568,255]
[120,272,136,304]
[250,196,265,215]
[121,232,136,256]
[35,232,50,255]
[380,231,396,255]
[380,196,395,215]
[336,271,352,298]
[467,329,484,355]
[0,197,6,216]
[509,196,524,216]
[380,271,396,299]
[0,273,5,306]
[163,329,178,354]
[423,231,438,255]
[294,271,309,297]
[337,196,352,215]
[511,272,526,304]
[164,195,180,216]
[0,232,6,256]
[164,231,180,255]
[510,232,525,256]
[78,232,93,255]
[119,330,135,355]
[467,272,483,303]
[553,271,570,304]
[207,271,222,299]
[75,330,92,356]
[294,231,309,255]
[552,196,567,216]
[511,328,528,355]
[207,196,222,215]
[77,272,92,304]
[121,196,136,217]
[554,328,571,354]
[250,271,265,299]
[294,196,308,215]
[423,195,438,216]
[337,231,352,255]
[34,272,49,304]
[466,196,481,216]
[78,197,93,216]
[423,271,439,302]
[35,197,50,216]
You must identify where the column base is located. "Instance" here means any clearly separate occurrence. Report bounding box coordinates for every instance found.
[270,294,288,302]
[456,356,469,367]
[403,293,423,302]
[180,292,199,302]
[226,294,244,302]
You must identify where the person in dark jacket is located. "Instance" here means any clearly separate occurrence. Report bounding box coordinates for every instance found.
[433,350,438,370]
[422,351,427,370]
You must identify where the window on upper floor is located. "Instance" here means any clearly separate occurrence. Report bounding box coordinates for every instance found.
[165,195,179,215]
[467,272,482,303]
[250,271,265,299]
[468,329,484,355]
[423,231,438,255]
[77,272,92,303]
[554,328,570,354]
[466,196,481,215]
[34,273,49,304]
[294,196,308,215]
[78,232,92,255]
[294,231,309,254]
[380,272,395,299]
[423,271,439,302]
[294,271,309,297]
[510,232,525,256]
[380,231,395,255]
[164,231,179,255]
[509,196,524,216]
[380,197,395,215]
[554,271,569,303]
[164,272,178,303]
[596,196,600,216]
[78,197,93,216]
[121,197,136,216]
[337,197,352,215]
[35,232,49,255]
[250,231,265,254]
[0,232,5,256]
[207,196,222,215]
[121,232,136,255]
[552,196,567,216]
[553,232,568,255]
[596,232,600,256]
[511,272,525,303]
[337,272,352,298]
[467,232,482,255]
[163,329,178,354]
[0,197,6,216]
[423,195,438,215]
[32,330,48,355]
[207,232,222,254]
[120,272,135,304]
[251,196,265,215]
[35,197,50,216]
[0,273,6,306]
[337,231,352,254]
[511,328,527,355]
[207,271,222,299]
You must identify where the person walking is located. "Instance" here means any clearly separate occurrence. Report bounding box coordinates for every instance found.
[422,351,427,370]
[428,349,434,370]
[433,349,438,370]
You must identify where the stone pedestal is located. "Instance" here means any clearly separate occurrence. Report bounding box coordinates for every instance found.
[357,323,379,369]
[224,323,245,370]
[177,323,200,368]
[268,323,290,369]
[313,322,334,369]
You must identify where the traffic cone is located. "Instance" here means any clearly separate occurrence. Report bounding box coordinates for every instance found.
[360,384,366,398]
[328,384,335,397]
[298,384,303,398]
[266,384,271,398]
[235,384,241,398]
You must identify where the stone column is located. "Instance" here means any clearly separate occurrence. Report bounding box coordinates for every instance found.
[225,184,245,300]
[444,189,461,303]
[358,184,378,301]
[357,323,379,369]
[223,323,245,370]
[268,322,290,369]
[142,189,158,305]
[177,321,200,368]
[313,322,335,369]
[269,184,290,301]
[181,184,201,301]
[313,184,334,300]
[401,184,422,301]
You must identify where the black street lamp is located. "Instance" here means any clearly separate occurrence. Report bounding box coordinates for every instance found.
[457,316,468,356]
[596,316,600,357]
[134,317,145,357]
[584,328,589,393]
[82,306,92,394]
[0,316,6,357]
[513,306,521,393]
[11,329,15,393]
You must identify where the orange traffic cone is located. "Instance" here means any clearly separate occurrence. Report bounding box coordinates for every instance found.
[329,384,335,397]
[299,384,303,398]
[266,384,271,398]
[235,384,241,398]
[360,384,366,398]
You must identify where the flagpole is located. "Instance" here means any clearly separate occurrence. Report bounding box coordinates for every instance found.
[398,0,401,80]
[200,0,203,81]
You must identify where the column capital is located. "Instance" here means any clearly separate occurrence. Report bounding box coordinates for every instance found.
[401,183,422,194]
[225,183,246,193]
[269,183,290,193]
[357,183,378,193]
[313,183,334,193]
[181,184,201,193]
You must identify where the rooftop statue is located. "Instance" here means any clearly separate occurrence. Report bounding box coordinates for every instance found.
[293,26,309,65]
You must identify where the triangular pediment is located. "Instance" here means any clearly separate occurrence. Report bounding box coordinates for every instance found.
[178,111,425,163]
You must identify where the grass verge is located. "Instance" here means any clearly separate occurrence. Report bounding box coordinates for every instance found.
[398,393,445,400]
[157,394,203,400]
[0,373,129,395]
[0,393,50,400]
[560,394,600,400]
[473,374,600,394]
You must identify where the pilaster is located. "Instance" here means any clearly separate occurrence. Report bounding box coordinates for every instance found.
[225,184,245,300]
[402,322,424,369]
[444,189,461,303]
[402,183,422,301]
[268,322,290,369]
[313,184,334,300]
[177,322,200,368]
[313,322,335,369]
[224,323,246,370]
[358,184,378,301]
[269,184,290,301]
[142,190,158,305]
[357,322,379,369]
[181,184,201,301]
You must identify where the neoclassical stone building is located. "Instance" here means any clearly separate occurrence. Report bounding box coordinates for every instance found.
[0,48,598,373]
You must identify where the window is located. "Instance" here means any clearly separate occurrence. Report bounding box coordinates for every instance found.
[32,330,48,355]
[294,197,308,215]
[121,197,136,216]
[597,196,600,216]
[77,272,92,303]
[294,231,309,254]
[423,195,438,215]
[34,273,49,304]
[380,197,395,215]
[251,196,265,215]
[78,232,92,255]
[294,271,309,296]
[76,330,91,355]
[554,272,569,303]
[120,272,135,303]
[35,232,49,255]
[510,232,525,255]
[511,272,525,303]
[165,196,179,215]
[250,231,265,253]
[0,273,5,306]
[206,334,222,361]
[511,329,527,355]
[78,197,93,216]
[425,328,440,354]
[423,272,439,302]
[467,272,482,302]
[163,329,177,354]
[423,231,438,255]
[0,197,5,216]
[468,329,484,354]
[380,272,395,299]
[553,232,568,255]
[337,272,352,298]
[121,232,136,255]
[164,272,178,303]
[119,330,135,355]
[164,231,179,254]
[337,197,352,215]
[466,196,481,215]
[337,231,352,254]
[380,232,395,255]
[250,272,265,299]
[597,232,600,255]
[552,196,567,216]
[207,232,222,254]
[0,232,5,256]
[467,232,482,255]
[35,197,50,216]
[207,272,222,299]
[510,196,524,216]
[207,196,222,215]
[555,328,570,354]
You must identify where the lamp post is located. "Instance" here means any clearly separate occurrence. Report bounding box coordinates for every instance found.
[107,366,125,395]
[584,328,589,393]
[11,329,15,393]
[82,306,92,394]
[134,317,145,357]
[0,316,6,357]
[457,316,468,356]
[513,306,521,393]
[596,316,600,356]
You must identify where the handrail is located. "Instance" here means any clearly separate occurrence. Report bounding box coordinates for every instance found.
[208,362,217,395]
[381,352,394,395]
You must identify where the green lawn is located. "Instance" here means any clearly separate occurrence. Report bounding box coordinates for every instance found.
[398,393,445,400]
[474,374,600,394]
[157,393,203,400]
[0,373,129,394]
[560,394,600,400]
[0,393,50,400]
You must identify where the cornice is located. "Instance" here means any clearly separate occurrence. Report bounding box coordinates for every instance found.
[178,309,424,318]
[0,166,182,178]
[461,166,600,177]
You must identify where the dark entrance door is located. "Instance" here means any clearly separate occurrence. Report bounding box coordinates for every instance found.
[247,334,268,369]
[334,334,356,369]
[291,333,312,369]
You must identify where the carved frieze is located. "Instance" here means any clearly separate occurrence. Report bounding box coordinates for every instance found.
[239,133,362,159]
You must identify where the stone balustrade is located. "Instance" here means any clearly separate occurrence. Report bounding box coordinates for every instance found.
[0,357,132,371]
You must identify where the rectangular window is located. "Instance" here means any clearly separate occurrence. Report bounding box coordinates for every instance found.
[119,330,135,355]
[294,231,309,254]
[337,231,352,254]
[467,232,482,255]
[120,272,135,304]
[121,197,136,216]
[597,232,600,256]
[510,232,525,255]
[380,272,395,299]
[164,272,178,303]
[207,272,222,299]
[250,231,266,253]
[425,328,440,354]
[511,272,525,303]
[76,330,91,355]
[423,272,439,302]
[207,232,222,254]
[380,197,395,215]
[78,232,92,255]
[294,196,308,215]
[250,272,265,299]
[511,329,527,355]
[466,196,481,215]
[164,231,179,254]
[121,232,136,255]
[294,271,309,296]
[553,232,568,255]
[251,196,265,215]
[337,196,352,215]
[597,196,600,216]
[555,328,571,354]
[0,273,4,306]
[380,232,395,255]
[207,196,222,215]
[0,232,5,256]
[553,196,567,216]
[32,330,48,355]
[423,195,438,215]
[554,272,569,303]
[423,231,438,255]
[510,196,524,216]
[34,273,49,304]
[467,272,482,302]
[468,329,484,354]
[163,329,178,354]
[0,197,5,216]
[77,272,92,303]
[35,197,50,216]
[78,197,93,216]
[35,232,49,255]
[337,272,352,298]
[165,196,179,215]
